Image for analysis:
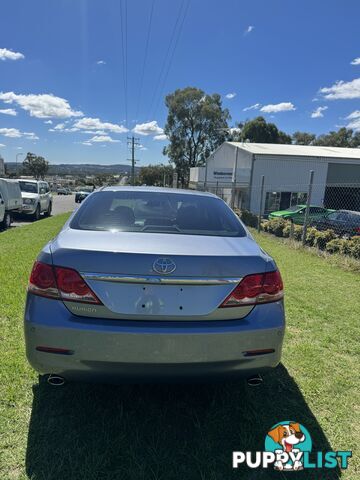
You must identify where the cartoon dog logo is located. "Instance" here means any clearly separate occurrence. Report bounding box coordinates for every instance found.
[267,422,306,470]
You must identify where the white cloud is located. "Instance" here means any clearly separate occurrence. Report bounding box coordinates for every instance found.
[0,143,5,147]
[87,135,120,143]
[49,125,79,133]
[244,26,254,35]
[311,106,328,118]
[346,110,360,120]
[133,120,163,136]
[139,146,148,151]
[0,128,22,138]
[350,57,360,65]
[260,102,296,113]
[0,108,17,116]
[243,103,261,111]
[24,132,39,140]
[0,91,83,118]
[82,142,92,146]
[44,120,53,124]
[97,60,106,65]
[0,127,38,139]
[74,117,128,134]
[319,78,360,100]
[345,110,360,131]
[0,48,24,61]
[153,134,167,141]
[225,92,236,99]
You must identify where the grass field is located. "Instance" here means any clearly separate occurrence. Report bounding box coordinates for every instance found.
[0,214,359,480]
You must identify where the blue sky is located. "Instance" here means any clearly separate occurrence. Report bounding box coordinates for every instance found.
[0,0,360,166]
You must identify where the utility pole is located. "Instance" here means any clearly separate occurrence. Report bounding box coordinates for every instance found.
[127,136,140,185]
[16,152,24,177]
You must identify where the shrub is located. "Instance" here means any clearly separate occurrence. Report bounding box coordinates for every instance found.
[313,229,336,250]
[293,225,303,241]
[282,223,291,238]
[267,218,287,237]
[305,227,318,247]
[326,237,360,259]
[261,220,269,232]
[326,238,345,254]
[349,237,360,259]
[239,209,258,228]
[340,240,353,256]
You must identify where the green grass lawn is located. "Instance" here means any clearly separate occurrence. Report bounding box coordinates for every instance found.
[0,215,359,480]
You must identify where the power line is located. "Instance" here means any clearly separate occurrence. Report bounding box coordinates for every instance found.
[147,0,188,119]
[152,0,190,117]
[136,0,155,120]
[120,0,128,128]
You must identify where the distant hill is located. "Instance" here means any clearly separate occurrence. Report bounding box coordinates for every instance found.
[5,162,140,176]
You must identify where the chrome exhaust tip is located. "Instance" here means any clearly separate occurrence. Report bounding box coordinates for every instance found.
[47,374,65,386]
[247,374,263,387]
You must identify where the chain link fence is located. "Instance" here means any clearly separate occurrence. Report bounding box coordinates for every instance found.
[195,174,360,243]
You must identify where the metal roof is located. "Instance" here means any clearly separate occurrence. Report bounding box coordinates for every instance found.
[226,142,360,160]
[101,186,216,196]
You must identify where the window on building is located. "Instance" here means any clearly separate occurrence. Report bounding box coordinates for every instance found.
[265,191,308,214]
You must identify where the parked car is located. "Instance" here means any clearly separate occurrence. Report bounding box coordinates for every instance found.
[57,188,72,195]
[0,178,22,230]
[24,187,285,385]
[268,205,334,225]
[75,188,93,203]
[18,180,52,220]
[310,210,360,237]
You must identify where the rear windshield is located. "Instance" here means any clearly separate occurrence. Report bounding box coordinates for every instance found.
[70,190,246,237]
[19,181,38,193]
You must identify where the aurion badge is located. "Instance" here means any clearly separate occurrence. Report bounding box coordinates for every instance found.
[153,258,176,275]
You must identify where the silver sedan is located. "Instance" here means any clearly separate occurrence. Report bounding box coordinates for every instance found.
[24,187,285,384]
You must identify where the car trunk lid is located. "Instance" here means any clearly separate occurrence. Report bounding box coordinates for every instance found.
[51,228,273,319]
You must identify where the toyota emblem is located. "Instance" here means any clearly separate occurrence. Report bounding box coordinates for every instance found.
[153,258,176,275]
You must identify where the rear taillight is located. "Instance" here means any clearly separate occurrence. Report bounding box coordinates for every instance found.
[28,261,101,304]
[220,270,283,308]
[29,262,59,299]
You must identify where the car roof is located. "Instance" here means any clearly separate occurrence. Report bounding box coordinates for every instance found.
[291,205,328,208]
[336,210,360,215]
[100,186,218,198]
[16,179,43,183]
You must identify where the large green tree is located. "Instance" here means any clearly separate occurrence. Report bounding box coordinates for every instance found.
[139,164,174,186]
[22,152,49,179]
[163,87,230,186]
[314,127,360,148]
[232,116,292,144]
[292,131,316,145]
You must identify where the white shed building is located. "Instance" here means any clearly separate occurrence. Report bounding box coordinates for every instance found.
[189,142,360,214]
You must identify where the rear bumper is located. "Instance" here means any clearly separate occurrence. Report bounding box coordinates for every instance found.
[24,294,285,382]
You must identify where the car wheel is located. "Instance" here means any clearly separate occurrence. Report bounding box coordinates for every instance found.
[1,212,11,230]
[44,202,52,217]
[32,205,41,221]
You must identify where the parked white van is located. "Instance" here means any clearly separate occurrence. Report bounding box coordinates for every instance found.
[0,178,22,230]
